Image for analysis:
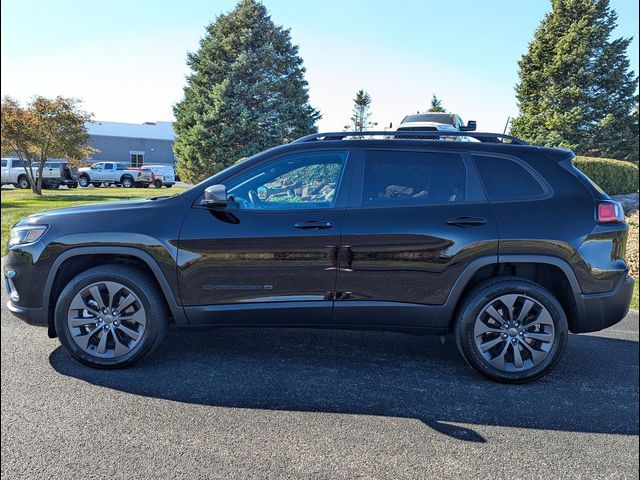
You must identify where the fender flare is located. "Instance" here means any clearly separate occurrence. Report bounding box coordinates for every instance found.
[433,254,582,328]
[43,246,188,326]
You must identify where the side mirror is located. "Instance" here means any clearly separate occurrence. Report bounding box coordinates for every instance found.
[202,184,228,209]
[460,120,477,132]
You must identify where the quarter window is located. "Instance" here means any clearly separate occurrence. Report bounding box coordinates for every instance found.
[361,150,469,206]
[226,151,348,210]
[473,155,544,201]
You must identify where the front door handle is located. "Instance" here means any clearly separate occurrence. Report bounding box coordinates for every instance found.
[294,220,334,230]
[446,216,487,227]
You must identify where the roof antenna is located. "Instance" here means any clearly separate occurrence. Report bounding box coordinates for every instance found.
[503,116,511,134]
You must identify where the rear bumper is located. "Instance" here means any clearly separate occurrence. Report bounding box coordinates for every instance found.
[573,275,635,333]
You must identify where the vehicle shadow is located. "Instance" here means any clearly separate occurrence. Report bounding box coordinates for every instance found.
[49,327,639,442]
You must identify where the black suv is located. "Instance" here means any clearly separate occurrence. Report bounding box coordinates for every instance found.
[5,131,634,383]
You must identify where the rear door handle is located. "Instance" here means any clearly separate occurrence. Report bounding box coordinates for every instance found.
[294,221,334,230]
[446,216,487,227]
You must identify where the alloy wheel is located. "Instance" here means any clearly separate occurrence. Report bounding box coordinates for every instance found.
[473,294,555,372]
[66,281,147,358]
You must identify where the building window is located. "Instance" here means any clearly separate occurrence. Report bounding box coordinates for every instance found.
[130,152,144,167]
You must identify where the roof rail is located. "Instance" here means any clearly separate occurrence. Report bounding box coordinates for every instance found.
[292,131,528,145]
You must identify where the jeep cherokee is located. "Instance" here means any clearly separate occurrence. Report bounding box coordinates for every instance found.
[4,131,634,383]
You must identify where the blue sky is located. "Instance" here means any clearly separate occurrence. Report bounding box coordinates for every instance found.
[1,0,638,133]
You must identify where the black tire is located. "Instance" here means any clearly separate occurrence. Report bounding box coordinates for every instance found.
[54,264,168,369]
[78,175,90,188]
[154,179,163,188]
[121,176,134,188]
[455,276,568,384]
[68,183,78,189]
[165,183,173,188]
[49,183,60,190]
[17,175,30,189]
[91,182,102,188]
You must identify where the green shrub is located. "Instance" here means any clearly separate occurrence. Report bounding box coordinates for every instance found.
[573,156,639,195]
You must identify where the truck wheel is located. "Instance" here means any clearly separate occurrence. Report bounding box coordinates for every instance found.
[455,277,568,384]
[68,183,78,189]
[154,179,163,188]
[121,176,134,188]
[91,182,102,188]
[164,184,173,188]
[54,264,168,368]
[78,175,90,188]
[17,175,30,189]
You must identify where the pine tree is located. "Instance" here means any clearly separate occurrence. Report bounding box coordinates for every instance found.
[344,90,377,131]
[511,0,638,161]
[427,94,446,112]
[173,0,320,183]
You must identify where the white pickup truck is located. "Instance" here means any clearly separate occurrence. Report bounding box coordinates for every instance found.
[78,162,154,188]
[394,113,476,139]
[1,158,32,189]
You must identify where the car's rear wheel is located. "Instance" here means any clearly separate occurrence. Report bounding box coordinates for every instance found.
[455,277,568,383]
[121,176,134,188]
[54,264,168,368]
[154,179,163,188]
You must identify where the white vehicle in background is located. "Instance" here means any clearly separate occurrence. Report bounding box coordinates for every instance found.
[1,158,32,189]
[143,164,175,188]
[33,160,78,189]
[394,113,477,139]
[77,162,154,188]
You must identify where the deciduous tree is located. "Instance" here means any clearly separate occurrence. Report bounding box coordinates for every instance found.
[1,96,93,195]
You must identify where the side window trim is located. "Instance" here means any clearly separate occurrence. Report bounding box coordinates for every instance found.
[471,152,553,203]
[347,147,487,209]
[194,148,356,212]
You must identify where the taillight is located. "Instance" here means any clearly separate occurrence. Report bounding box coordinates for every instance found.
[597,201,624,223]
[137,172,141,177]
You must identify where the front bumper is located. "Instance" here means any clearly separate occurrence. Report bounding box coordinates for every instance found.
[573,275,635,333]
[6,301,47,327]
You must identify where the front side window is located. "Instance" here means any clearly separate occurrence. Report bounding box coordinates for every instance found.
[226,150,348,211]
[92,163,103,170]
[473,155,545,201]
[361,150,469,206]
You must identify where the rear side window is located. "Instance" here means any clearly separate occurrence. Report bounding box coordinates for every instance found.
[473,155,545,201]
[361,150,472,206]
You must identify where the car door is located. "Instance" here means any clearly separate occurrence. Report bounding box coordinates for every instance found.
[178,148,355,326]
[333,147,498,327]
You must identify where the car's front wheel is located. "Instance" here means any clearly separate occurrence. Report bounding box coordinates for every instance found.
[78,175,90,187]
[54,264,168,368]
[455,277,568,383]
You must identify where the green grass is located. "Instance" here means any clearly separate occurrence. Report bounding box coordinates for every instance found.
[1,186,186,256]
[631,280,639,311]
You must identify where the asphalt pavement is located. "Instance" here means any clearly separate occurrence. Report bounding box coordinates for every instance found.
[1,280,638,479]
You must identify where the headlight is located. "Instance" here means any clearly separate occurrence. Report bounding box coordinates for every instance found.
[8,225,48,247]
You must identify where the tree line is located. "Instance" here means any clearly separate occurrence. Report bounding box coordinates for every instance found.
[2,0,637,191]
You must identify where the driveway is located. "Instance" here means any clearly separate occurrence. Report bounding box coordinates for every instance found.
[1,281,638,479]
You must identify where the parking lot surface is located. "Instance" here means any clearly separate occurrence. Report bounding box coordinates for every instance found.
[1,281,638,479]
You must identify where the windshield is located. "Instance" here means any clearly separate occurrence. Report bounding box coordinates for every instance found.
[402,114,456,125]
